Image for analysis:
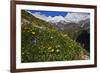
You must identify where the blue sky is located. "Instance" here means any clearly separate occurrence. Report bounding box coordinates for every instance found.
[27,10,68,17]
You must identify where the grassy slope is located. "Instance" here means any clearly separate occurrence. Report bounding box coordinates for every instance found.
[21,10,88,62]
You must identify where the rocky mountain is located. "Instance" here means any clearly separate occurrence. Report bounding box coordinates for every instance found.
[49,17,90,30]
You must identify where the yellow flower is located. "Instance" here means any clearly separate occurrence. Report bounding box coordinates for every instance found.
[51,49,54,52]
[48,47,52,50]
[56,49,60,52]
[32,32,35,34]
[48,48,54,53]
[50,36,53,39]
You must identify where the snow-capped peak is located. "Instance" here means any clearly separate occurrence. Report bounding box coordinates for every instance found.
[27,10,90,24]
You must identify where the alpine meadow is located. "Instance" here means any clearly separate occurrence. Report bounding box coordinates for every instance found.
[21,10,90,63]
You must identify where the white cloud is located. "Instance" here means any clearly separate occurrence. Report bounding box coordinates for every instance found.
[32,12,48,21]
[65,12,90,23]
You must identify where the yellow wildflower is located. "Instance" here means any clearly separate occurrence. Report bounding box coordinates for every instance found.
[32,32,35,34]
[51,49,54,52]
[48,48,54,53]
[56,49,60,52]
[48,47,52,50]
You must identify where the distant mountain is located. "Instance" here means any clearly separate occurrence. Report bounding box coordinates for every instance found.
[27,10,90,24]
[21,10,89,62]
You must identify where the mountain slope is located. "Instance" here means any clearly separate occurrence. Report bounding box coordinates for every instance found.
[21,10,89,62]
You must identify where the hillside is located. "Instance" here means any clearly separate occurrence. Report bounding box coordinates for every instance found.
[21,10,89,62]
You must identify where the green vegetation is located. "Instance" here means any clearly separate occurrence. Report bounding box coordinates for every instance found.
[21,10,88,62]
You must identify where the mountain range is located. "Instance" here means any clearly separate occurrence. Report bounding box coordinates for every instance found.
[27,10,90,24]
[27,10,90,35]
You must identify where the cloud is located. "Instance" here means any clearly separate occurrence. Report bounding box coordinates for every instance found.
[32,12,48,21]
[65,12,90,23]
